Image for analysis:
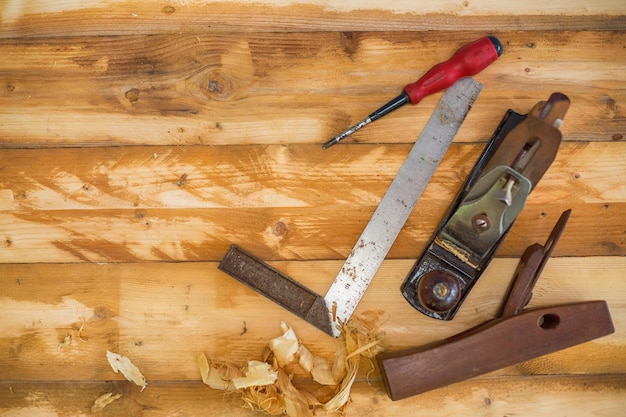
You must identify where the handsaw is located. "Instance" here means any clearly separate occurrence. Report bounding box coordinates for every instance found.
[219,77,483,337]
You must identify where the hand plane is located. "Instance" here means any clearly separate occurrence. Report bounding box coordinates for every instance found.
[378,210,615,401]
[401,93,571,320]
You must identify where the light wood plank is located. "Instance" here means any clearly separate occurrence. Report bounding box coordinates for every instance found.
[1,31,624,146]
[1,142,624,262]
[0,142,623,210]
[0,375,625,416]
[0,257,624,381]
[3,0,625,20]
[0,204,624,263]
[2,1,625,37]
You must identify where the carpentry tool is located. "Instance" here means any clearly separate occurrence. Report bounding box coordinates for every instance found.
[219,244,335,335]
[219,78,483,337]
[401,92,570,320]
[378,209,615,401]
[322,36,502,149]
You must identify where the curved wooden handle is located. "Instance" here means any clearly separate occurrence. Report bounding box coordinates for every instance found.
[377,301,614,401]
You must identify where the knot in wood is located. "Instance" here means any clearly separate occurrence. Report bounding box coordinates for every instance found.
[203,71,233,100]
[273,221,287,237]
[125,88,140,104]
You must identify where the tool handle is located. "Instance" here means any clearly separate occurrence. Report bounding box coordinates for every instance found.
[377,301,614,401]
[403,36,502,105]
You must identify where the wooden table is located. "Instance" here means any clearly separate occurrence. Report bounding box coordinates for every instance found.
[1,1,625,415]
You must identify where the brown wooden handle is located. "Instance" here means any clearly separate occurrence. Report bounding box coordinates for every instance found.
[377,301,614,401]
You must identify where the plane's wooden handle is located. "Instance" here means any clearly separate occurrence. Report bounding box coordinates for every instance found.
[377,301,614,401]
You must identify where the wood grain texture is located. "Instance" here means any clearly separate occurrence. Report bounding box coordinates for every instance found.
[0,143,624,263]
[1,376,625,417]
[1,257,625,382]
[1,31,624,147]
[1,1,625,416]
[2,1,626,37]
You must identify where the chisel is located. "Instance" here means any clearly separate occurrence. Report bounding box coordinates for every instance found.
[322,36,502,149]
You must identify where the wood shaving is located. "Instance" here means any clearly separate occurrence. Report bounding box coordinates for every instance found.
[58,318,88,350]
[91,392,122,412]
[197,352,242,391]
[77,317,87,342]
[58,334,71,350]
[106,351,147,392]
[268,323,299,367]
[233,361,278,389]
[198,318,387,416]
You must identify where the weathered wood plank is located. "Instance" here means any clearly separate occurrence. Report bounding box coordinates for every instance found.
[1,257,624,381]
[2,1,625,37]
[1,203,623,263]
[1,142,624,262]
[1,31,624,146]
[1,376,625,417]
[1,142,623,210]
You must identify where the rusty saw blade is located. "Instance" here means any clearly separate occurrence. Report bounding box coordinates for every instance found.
[219,77,483,337]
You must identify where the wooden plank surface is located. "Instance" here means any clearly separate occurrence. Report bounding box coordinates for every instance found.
[1,0,625,416]
[1,31,624,147]
[2,1,626,37]
[0,142,625,263]
[1,257,625,382]
[1,376,626,417]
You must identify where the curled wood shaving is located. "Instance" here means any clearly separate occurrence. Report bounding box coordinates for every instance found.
[58,318,88,350]
[77,317,87,342]
[106,351,147,392]
[268,323,299,367]
[243,383,284,415]
[91,392,122,412]
[197,352,243,391]
[233,361,278,389]
[198,318,387,417]
[274,368,313,417]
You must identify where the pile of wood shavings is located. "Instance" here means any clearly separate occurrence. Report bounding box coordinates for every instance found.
[198,320,387,417]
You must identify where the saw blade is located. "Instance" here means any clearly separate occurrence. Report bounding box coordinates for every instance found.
[324,77,483,336]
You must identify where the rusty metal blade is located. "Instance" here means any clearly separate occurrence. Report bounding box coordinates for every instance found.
[218,245,334,336]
